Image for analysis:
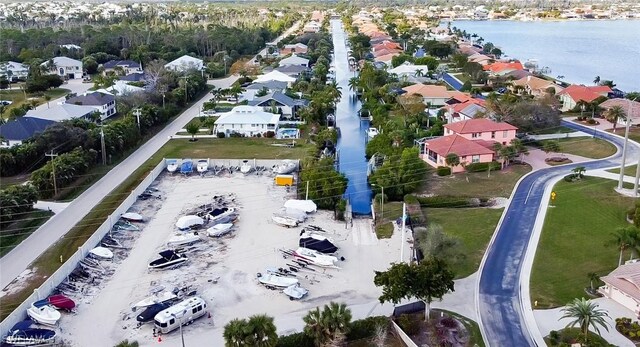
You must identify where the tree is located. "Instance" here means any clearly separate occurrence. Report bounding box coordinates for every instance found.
[414,56,438,73]
[374,258,455,321]
[599,80,616,88]
[560,298,610,342]
[299,157,348,210]
[593,76,601,85]
[113,340,139,347]
[511,138,529,162]
[605,105,626,133]
[223,315,278,347]
[303,302,352,346]
[185,120,200,141]
[608,226,640,266]
[44,94,51,109]
[369,148,427,200]
[542,141,561,154]
[445,153,460,174]
[460,80,472,92]
[587,272,599,292]
[414,224,465,265]
[572,166,586,179]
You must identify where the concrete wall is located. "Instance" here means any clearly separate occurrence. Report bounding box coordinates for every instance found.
[390,320,419,347]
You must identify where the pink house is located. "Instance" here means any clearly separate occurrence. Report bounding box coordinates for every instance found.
[444,118,517,146]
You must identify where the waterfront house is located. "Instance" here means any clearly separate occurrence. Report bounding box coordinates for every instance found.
[467,53,493,66]
[421,135,495,173]
[0,117,55,148]
[402,83,467,107]
[164,55,203,73]
[248,91,308,121]
[510,76,564,97]
[0,61,29,81]
[557,85,612,111]
[65,92,116,120]
[244,81,288,101]
[599,98,640,125]
[444,118,517,146]
[213,105,280,137]
[25,104,97,122]
[254,70,296,86]
[483,61,524,76]
[102,60,142,76]
[274,65,310,78]
[388,62,430,79]
[372,40,402,53]
[41,57,83,79]
[444,99,488,124]
[280,43,308,55]
[278,54,309,68]
[599,262,640,316]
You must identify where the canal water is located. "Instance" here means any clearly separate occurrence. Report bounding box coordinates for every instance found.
[330,19,372,215]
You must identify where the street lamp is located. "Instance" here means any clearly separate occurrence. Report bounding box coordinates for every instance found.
[371,184,384,220]
[170,311,187,347]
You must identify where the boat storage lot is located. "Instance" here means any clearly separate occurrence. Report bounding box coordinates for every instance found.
[60,172,401,346]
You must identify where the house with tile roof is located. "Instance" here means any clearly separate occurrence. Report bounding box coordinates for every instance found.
[374,52,401,66]
[557,85,612,111]
[483,61,524,76]
[444,118,517,145]
[372,40,402,52]
[402,84,467,107]
[0,117,55,148]
[280,43,308,55]
[511,76,564,97]
[600,98,640,125]
[444,99,487,123]
[599,262,640,315]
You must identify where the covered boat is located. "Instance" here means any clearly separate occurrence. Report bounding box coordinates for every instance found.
[272,215,298,228]
[136,302,173,323]
[3,328,56,346]
[121,212,144,222]
[114,220,139,231]
[284,199,317,213]
[273,160,297,174]
[240,160,252,174]
[180,159,193,174]
[209,207,236,223]
[89,247,113,260]
[175,215,205,230]
[293,247,339,268]
[33,295,75,311]
[167,159,178,173]
[299,231,338,254]
[283,284,309,300]
[27,304,61,326]
[281,207,307,223]
[207,223,234,237]
[148,250,188,270]
[196,159,209,173]
[167,233,201,247]
[257,272,298,288]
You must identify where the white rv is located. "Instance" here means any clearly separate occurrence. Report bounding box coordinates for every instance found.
[154,296,208,334]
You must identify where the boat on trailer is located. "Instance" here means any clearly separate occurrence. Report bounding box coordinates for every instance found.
[121,212,145,222]
[197,159,209,173]
[167,160,179,173]
[240,160,252,174]
[26,304,61,326]
[133,291,178,310]
[33,295,75,312]
[257,272,299,288]
[3,328,56,346]
[167,232,201,248]
[209,207,236,223]
[292,247,339,268]
[272,215,299,228]
[207,223,234,237]
[148,250,188,270]
[283,284,309,300]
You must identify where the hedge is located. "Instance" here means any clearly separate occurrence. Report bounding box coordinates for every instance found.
[464,161,501,173]
[416,195,475,208]
[436,166,451,176]
[276,332,314,347]
[276,316,389,347]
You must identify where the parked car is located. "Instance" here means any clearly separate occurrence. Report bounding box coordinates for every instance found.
[0,100,12,106]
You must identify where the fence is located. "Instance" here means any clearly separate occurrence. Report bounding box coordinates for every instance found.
[390,320,420,347]
[0,159,167,337]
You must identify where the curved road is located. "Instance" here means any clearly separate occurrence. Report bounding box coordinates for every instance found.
[478,120,640,346]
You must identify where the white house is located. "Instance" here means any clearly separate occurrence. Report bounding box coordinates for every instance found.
[0,61,29,81]
[96,80,145,96]
[65,92,117,120]
[388,62,430,78]
[248,92,309,121]
[599,262,640,316]
[214,105,280,137]
[42,57,83,79]
[102,60,143,76]
[254,70,296,85]
[164,55,204,73]
[303,21,321,33]
[278,54,309,68]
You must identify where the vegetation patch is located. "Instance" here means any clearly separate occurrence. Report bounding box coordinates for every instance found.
[422,164,531,198]
[545,327,614,347]
[540,137,617,159]
[0,210,53,257]
[375,222,394,239]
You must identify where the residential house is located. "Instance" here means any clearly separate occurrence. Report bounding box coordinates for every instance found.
[599,98,640,125]
[274,65,310,78]
[42,57,83,79]
[164,55,203,73]
[511,76,564,97]
[65,92,117,120]
[372,40,402,53]
[25,104,97,122]
[278,54,309,68]
[467,53,493,66]
[374,53,400,66]
[504,69,532,80]
[444,99,487,123]
[96,80,145,95]
[444,118,517,145]
[244,81,288,101]
[557,85,612,111]
[280,43,308,55]
[372,48,402,58]
[213,105,280,137]
[599,262,640,316]
[458,44,482,56]
[303,21,321,33]
[248,91,309,121]
[483,61,524,76]
[0,117,55,148]
[388,62,430,79]
[0,61,29,81]
[119,72,148,82]
[402,84,467,107]
[102,60,142,76]
[254,70,296,86]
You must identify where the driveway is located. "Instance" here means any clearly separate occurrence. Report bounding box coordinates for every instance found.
[478,120,640,346]
[33,79,93,111]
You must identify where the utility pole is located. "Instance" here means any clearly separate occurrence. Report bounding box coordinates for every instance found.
[400,203,406,263]
[45,151,58,197]
[133,108,141,131]
[100,125,107,165]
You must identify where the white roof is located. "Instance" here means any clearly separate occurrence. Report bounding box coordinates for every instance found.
[278,55,309,67]
[0,61,28,71]
[96,80,144,95]
[388,63,430,76]
[155,297,206,322]
[254,70,296,83]
[25,104,96,122]
[215,106,280,125]
[42,57,82,67]
[164,55,203,71]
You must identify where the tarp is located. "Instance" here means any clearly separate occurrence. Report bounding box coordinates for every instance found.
[284,199,317,213]
[299,237,337,254]
[175,215,204,230]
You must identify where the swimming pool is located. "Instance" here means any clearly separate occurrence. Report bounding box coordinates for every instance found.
[277,128,300,139]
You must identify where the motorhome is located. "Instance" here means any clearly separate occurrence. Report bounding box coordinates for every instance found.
[154,297,207,333]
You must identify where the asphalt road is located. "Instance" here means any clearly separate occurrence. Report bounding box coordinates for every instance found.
[478,120,640,346]
[0,23,300,290]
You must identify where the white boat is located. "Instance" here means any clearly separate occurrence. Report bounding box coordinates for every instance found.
[257,272,299,288]
[209,207,236,223]
[367,127,379,139]
[272,215,298,228]
[121,212,144,222]
[284,199,317,213]
[283,284,309,300]
[3,329,56,346]
[196,160,209,173]
[167,160,178,173]
[27,305,61,326]
[207,223,234,237]
[89,247,113,260]
[273,160,297,174]
[132,291,178,310]
[293,247,339,268]
[167,233,201,247]
[281,207,307,222]
[240,160,252,174]
[175,215,204,230]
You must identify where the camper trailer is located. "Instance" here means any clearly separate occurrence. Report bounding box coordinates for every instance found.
[154,297,208,334]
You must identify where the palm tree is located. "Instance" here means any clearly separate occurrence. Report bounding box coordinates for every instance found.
[572,166,586,179]
[587,272,599,292]
[245,314,278,347]
[608,226,639,266]
[605,105,627,133]
[414,68,424,77]
[303,302,352,346]
[560,298,610,342]
[113,340,139,347]
[303,307,325,345]
[348,77,359,92]
[594,76,601,85]
[223,318,248,347]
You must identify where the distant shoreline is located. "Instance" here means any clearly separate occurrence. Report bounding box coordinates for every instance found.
[448,18,640,22]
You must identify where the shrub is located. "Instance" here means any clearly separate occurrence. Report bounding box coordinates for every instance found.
[564,174,577,182]
[265,131,275,138]
[586,118,597,125]
[440,317,458,329]
[415,195,475,208]
[396,314,420,335]
[216,132,225,138]
[276,332,314,347]
[465,161,501,173]
[404,194,419,205]
[436,166,451,176]
[229,132,243,138]
[346,316,389,341]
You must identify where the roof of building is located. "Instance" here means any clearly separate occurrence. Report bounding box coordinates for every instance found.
[119,73,148,82]
[96,80,145,95]
[25,104,97,122]
[372,40,402,51]
[283,43,308,49]
[389,63,430,76]
[246,81,288,91]
[558,85,612,103]
[102,60,141,69]
[42,56,82,67]
[403,84,467,99]
[512,76,561,91]
[483,61,524,73]
[215,106,281,125]
[445,118,517,134]
[164,55,203,71]
[601,262,640,301]
[505,69,532,80]
[447,100,487,118]
[374,52,401,63]
[600,98,640,120]
[0,117,55,141]
[254,70,296,83]
[248,91,308,107]
[66,92,115,106]
[372,48,402,58]
[279,54,309,67]
[424,134,495,157]
[274,65,310,75]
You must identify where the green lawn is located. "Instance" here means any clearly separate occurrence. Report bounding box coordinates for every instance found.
[529,126,574,135]
[607,164,638,177]
[375,222,394,239]
[423,208,504,278]
[160,138,314,159]
[530,177,635,308]
[0,88,69,119]
[541,137,616,159]
[607,127,640,145]
[0,210,54,257]
[422,164,531,198]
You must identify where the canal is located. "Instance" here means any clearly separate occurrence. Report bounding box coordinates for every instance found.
[330,19,372,215]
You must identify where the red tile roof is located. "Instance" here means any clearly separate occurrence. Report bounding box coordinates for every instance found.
[600,98,640,119]
[447,99,486,113]
[444,118,517,134]
[601,262,640,301]
[372,41,402,51]
[424,134,495,157]
[558,85,612,103]
[483,61,524,73]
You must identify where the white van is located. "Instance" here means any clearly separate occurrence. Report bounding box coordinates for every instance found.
[154,296,208,334]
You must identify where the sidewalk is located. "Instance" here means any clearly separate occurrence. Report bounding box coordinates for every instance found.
[33,201,70,214]
[524,147,593,171]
